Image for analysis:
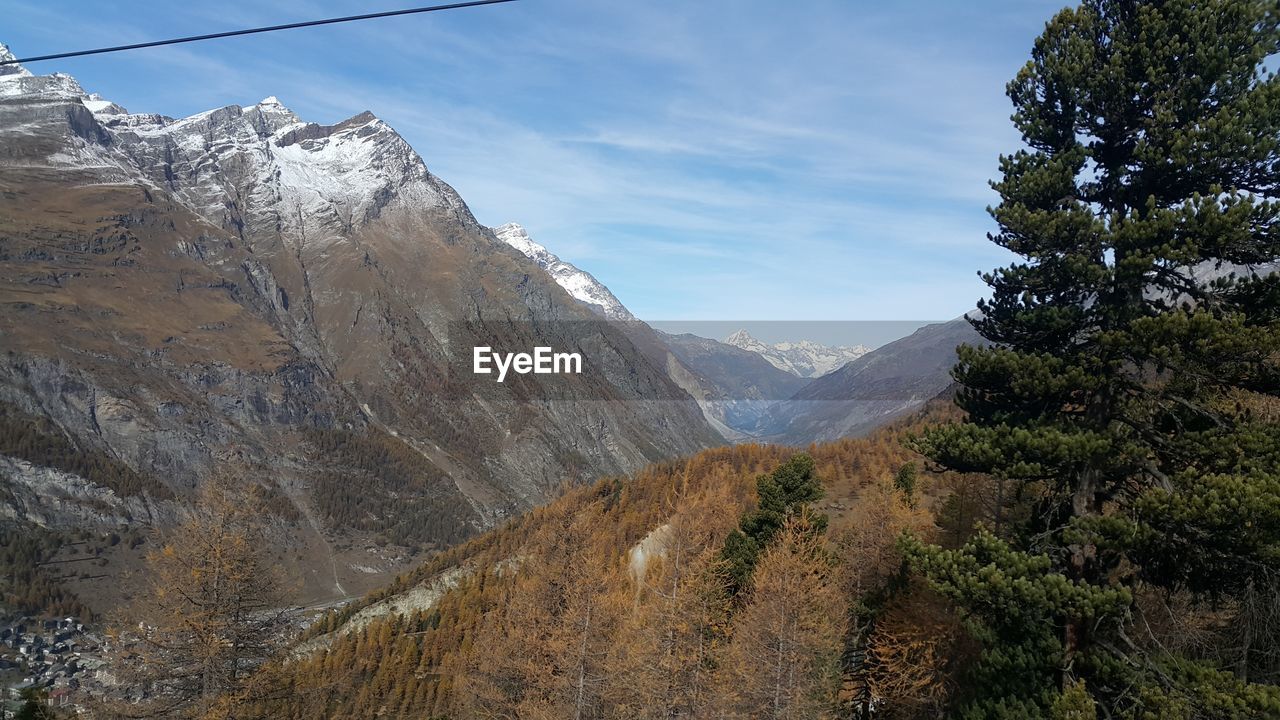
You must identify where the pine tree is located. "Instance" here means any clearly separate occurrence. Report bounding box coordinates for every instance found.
[721,453,827,595]
[904,1,1280,716]
[893,462,918,507]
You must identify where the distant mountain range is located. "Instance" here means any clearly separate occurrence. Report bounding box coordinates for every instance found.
[655,330,812,439]
[756,318,982,442]
[723,329,872,378]
[496,224,973,441]
[492,224,801,439]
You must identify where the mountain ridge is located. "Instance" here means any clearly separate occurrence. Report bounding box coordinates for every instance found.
[758,317,982,442]
[723,329,871,378]
[0,42,723,608]
[493,222,636,321]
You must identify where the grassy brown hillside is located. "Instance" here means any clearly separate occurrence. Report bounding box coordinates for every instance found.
[247,399,980,719]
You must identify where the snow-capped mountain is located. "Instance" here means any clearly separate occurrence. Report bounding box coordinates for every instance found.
[0,41,723,580]
[493,223,636,321]
[723,330,871,378]
[0,48,477,245]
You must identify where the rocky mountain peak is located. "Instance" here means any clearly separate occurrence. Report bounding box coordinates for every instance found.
[83,92,128,115]
[495,221,533,244]
[0,42,30,78]
[494,223,637,321]
[0,41,725,571]
[250,95,302,131]
[0,53,481,242]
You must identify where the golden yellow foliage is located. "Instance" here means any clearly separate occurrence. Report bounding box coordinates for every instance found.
[712,515,844,720]
[255,401,974,719]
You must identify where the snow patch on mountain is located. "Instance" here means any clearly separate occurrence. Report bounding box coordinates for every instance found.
[0,48,481,244]
[724,330,871,378]
[0,43,31,79]
[494,223,636,321]
[82,93,127,115]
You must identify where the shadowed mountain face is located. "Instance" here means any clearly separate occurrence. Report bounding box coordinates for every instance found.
[757,318,983,443]
[0,46,723,603]
[656,331,812,437]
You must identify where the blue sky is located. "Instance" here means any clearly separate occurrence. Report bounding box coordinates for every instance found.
[2,0,1066,323]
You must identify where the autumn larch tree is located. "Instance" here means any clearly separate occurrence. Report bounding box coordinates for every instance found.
[452,507,627,720]
[714,514,843,720]
[101,478,293,720]
[604,483,737,719]
[836,475,945,718]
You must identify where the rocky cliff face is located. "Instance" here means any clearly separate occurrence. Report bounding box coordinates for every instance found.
[0,43,722,604]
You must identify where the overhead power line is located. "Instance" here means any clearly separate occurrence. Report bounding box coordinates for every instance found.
[0,0,519,66]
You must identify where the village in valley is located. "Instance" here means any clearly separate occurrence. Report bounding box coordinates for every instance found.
[1,616,106,714]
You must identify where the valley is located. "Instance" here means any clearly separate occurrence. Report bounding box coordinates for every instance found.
[0,36,949,655]
[3,0,1279,716]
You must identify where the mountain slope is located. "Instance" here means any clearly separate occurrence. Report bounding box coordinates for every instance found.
[657,330,811,435]
[0,43,722,606]
[490,223,813,438]
[266,400,958,718]
[758,317,982,443]
[724,329,871,378]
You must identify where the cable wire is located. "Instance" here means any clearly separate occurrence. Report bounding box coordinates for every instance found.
[0,0,519,66]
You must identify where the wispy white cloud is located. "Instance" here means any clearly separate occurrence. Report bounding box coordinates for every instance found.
[2,0,1065,320]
